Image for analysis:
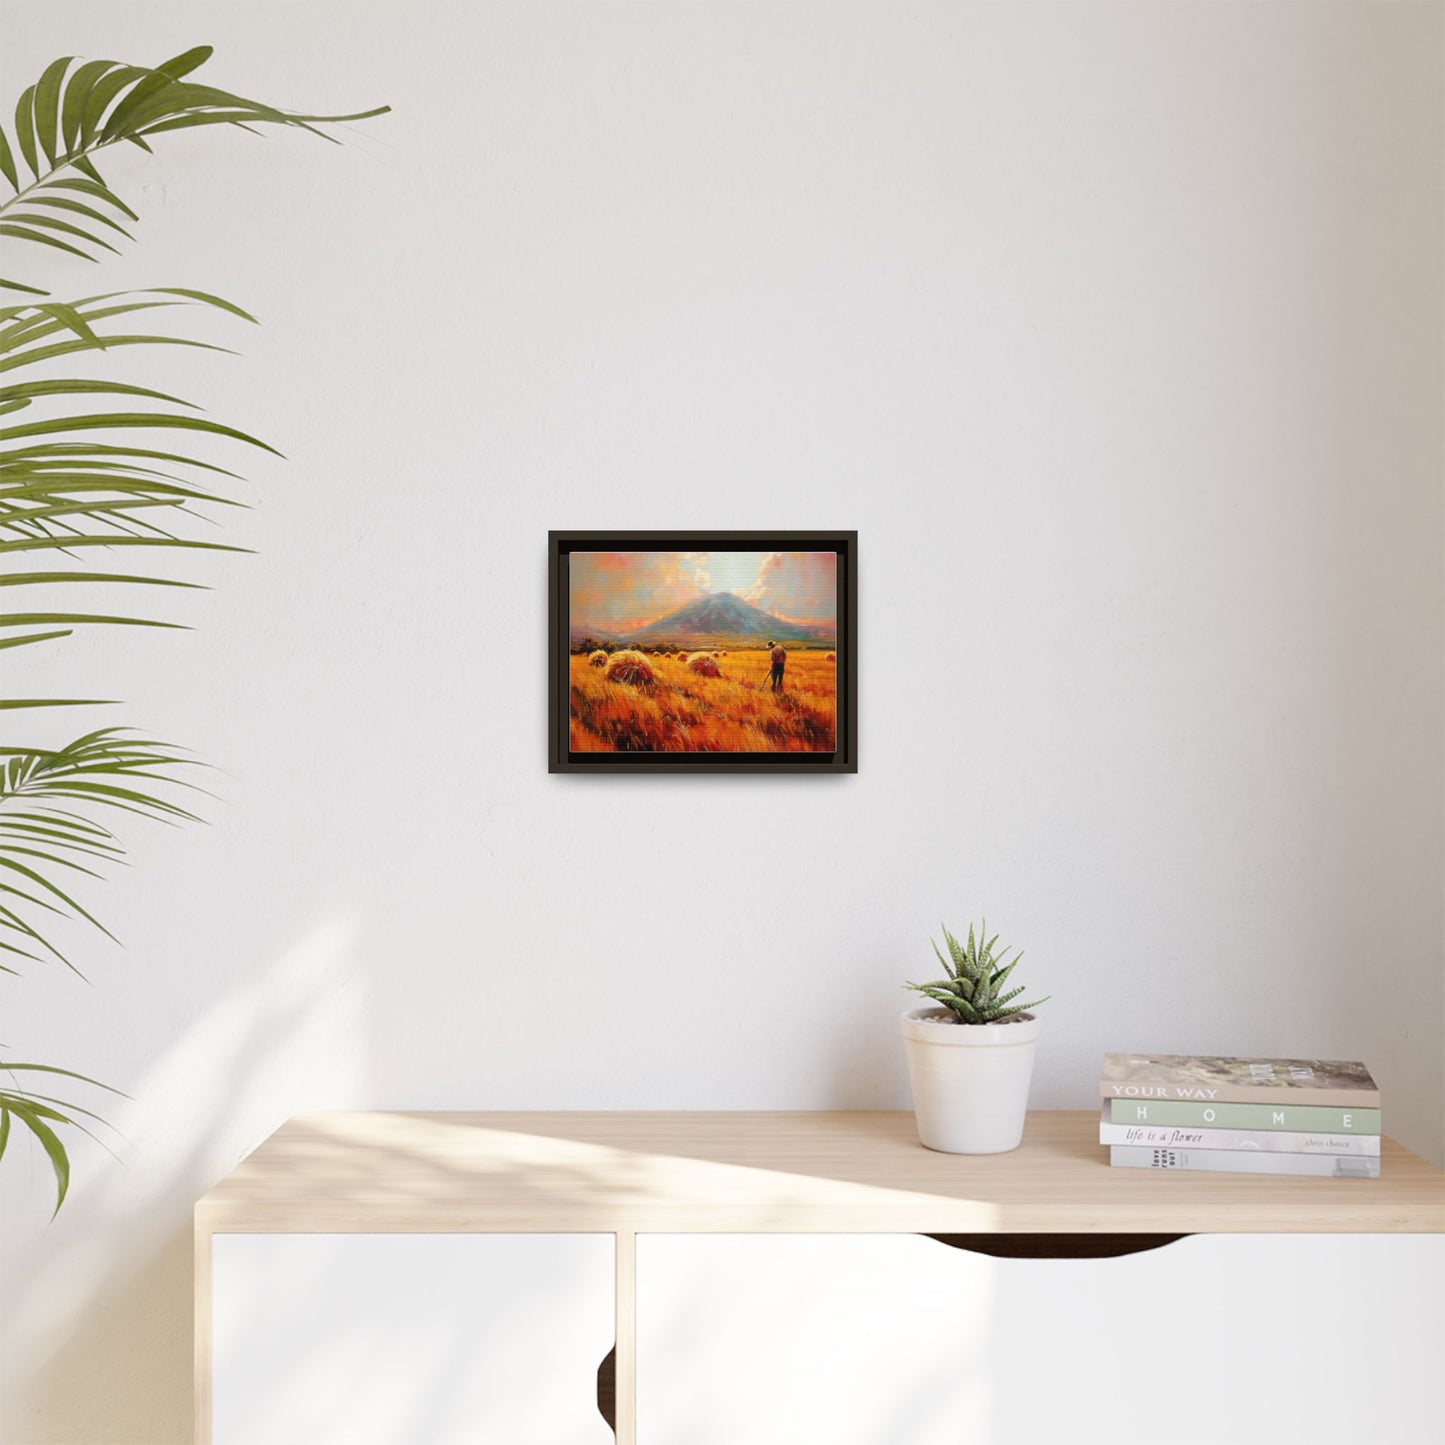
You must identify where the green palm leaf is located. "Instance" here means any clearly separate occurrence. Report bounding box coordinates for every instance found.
[0,290,262,709]
[0,47,388,295]
[0,1060,126,1214]
[0,730,201,974]
[4,1103,70,1213]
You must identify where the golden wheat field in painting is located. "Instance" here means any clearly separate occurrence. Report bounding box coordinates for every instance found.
[569,648,837,753]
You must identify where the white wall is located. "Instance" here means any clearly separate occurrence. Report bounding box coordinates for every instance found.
[3,2,1441,1441]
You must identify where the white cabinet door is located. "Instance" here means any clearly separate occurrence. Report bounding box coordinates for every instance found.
[213,1233,615,1445]
[636,1233,1445,1445]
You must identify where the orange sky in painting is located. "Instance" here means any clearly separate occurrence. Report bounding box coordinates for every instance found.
[569,550,836,634]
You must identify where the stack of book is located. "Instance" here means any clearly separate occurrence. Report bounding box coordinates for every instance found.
[1099,1053,1381,1178]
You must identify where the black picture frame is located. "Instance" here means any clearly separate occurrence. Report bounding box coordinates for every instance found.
[549,530,858,774]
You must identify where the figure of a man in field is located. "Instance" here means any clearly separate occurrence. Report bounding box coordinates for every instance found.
[766,639,787,692]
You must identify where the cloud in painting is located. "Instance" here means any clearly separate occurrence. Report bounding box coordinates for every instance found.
[741,551,837,625]
[569,552,712,634]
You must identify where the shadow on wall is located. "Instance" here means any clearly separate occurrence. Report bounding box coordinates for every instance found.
[3,916,366,1445]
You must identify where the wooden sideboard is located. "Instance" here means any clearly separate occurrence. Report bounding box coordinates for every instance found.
[195,1110,1445,1444]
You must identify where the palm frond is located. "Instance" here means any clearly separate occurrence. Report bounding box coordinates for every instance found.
[0,288,265,710]
[0,1059,126,1213]
[1,47,388,294]
[0,729,201,974]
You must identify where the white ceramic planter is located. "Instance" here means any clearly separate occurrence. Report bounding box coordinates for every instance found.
[900,1007,1041,1154]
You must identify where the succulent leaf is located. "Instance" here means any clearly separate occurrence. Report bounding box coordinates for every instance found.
[908,923,1047,1026]
[942,924,966,973]
[930,937,955,980]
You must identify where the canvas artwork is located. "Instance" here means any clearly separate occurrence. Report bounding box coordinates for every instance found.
[549,532,856,773]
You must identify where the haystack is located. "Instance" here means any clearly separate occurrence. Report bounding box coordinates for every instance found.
[826,652,836,662]
[605,649,654,685]
[588,649,607,667]
[688,653,722,678]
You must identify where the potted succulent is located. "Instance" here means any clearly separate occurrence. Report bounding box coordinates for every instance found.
[901,922,1050,1154]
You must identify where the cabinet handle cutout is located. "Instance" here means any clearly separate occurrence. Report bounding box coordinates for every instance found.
[596,1344,616,1434]
[924,1233,1189,1259]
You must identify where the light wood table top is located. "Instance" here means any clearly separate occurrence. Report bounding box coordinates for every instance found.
[194,1110,1445,1234]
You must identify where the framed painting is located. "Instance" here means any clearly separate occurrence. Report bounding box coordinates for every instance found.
[549,531,857,773]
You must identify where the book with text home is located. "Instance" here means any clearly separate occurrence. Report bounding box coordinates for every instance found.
[1097,1105,1380,1156]
[1108,1099,1380,1133]
[1099,1054,1378,1107]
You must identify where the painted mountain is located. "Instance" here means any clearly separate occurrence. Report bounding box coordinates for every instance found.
[620,591,833,647]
